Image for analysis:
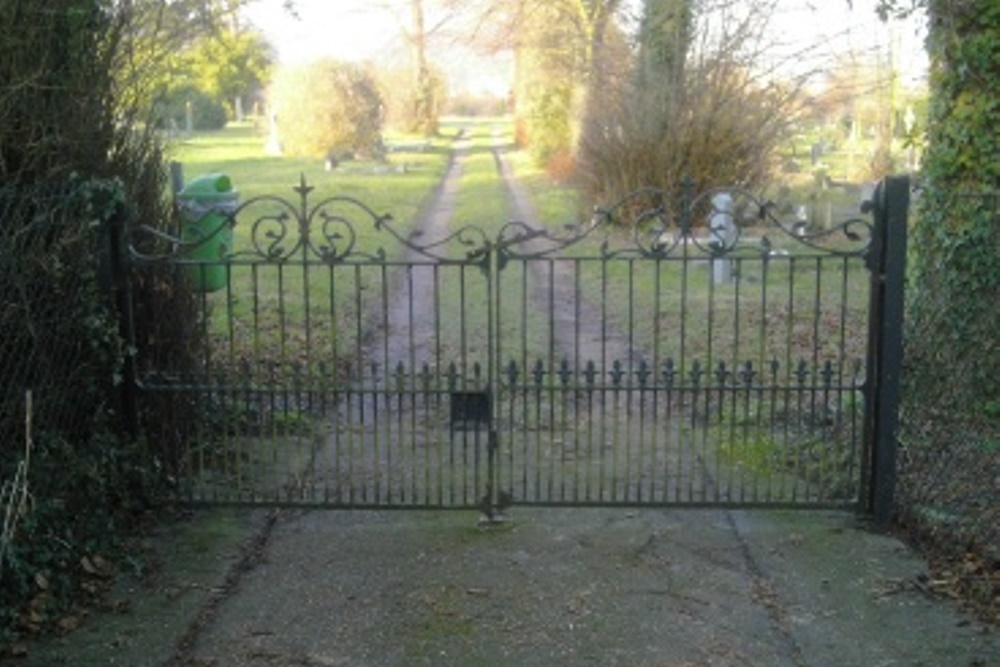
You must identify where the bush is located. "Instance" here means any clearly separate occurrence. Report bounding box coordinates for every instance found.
[0,1,197,646]
[156,83,228,131]
[575,1,801,209]
[522,84,574,168]
[270,59,384,159]
[576,56,797,207]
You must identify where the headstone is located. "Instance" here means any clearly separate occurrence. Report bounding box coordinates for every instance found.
[709,192,736,285]
[265,110,282,156]
[810,142,823,166]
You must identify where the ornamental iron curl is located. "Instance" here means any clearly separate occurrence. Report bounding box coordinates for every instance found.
[127,176,874,266]
[593,184,874,260]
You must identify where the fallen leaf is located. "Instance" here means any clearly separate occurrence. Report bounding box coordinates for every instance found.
[57,615,81,634]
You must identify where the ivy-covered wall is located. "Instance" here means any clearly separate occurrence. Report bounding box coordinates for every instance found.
[896,0,999,624]
[908,0,999,409]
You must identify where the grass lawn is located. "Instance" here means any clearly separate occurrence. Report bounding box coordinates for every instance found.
[169,120,454,225]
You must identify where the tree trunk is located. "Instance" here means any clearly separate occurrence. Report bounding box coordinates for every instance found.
[635,0,692,141]
[410,0,437,135]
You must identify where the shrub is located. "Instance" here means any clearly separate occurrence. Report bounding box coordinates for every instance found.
[523,84,574,168]
[155,83,228,131]
[575,1,801,209]
[576,56,798,207]
[269,59,384,159]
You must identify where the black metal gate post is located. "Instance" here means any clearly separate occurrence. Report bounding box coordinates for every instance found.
[864,175,910,525]
[106,202,140,441]
[484,240,502,519]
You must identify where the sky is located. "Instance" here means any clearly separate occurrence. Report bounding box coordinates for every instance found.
[241,0,515,95]
[243,0,395,65]
[241,0,929,95]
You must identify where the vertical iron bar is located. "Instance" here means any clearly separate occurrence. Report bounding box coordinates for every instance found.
[488,245,500,516]
[759,258,771,500]
[407,265,416,504]
[251,264,263,501]
[380,263,390,504]
[573,259,582,502]
[767,360,780,502]
[625,259,635,501]
[811,255,823,474]
[735,257,747,502]
[434,264,442,399]
[652,259,663,502]
[520,261,530,502]
[547,260,556,502]
[301,232,313,415]
[838,256,854,500]
[354,265,364,422]
[600,256,609,502]
[785,257,797,503]
[328,264,339,504]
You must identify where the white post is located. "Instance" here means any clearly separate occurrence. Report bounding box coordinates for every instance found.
[709,192,736,285]
[265,109,282,155]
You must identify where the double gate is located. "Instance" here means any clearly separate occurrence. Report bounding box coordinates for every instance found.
[114,176,908,517]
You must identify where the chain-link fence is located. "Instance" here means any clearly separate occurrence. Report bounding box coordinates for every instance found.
[0,178,207,633]
[0,184,116,451]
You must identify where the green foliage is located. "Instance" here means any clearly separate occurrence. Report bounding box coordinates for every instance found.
[0,0,116,180]
[270,59,385,159]
[893,1,999,624]
[523,85,573,166]
[0,1,200,645]
[1,428,161,638]
[512,1,608,165]
[184,25,274,117]
[0,179,162,645]
[107,1,274,126]
[156,83,228,130]
[906,0,1000,408]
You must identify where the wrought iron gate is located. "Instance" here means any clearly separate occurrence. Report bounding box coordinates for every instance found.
[115,176,908,515]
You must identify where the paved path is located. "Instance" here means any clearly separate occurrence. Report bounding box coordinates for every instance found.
[177,508,996,666]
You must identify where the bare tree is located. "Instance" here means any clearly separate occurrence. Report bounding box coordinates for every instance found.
[366,0,455,134]
[633,0,693,140]
[577,0,811,205]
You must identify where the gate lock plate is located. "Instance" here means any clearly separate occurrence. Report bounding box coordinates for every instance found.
[450,391,491,431]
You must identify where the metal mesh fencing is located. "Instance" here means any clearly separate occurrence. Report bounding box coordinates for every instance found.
[0,185,114,454]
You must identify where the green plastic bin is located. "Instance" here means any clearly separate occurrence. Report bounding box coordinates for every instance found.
[178,173,237,292]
